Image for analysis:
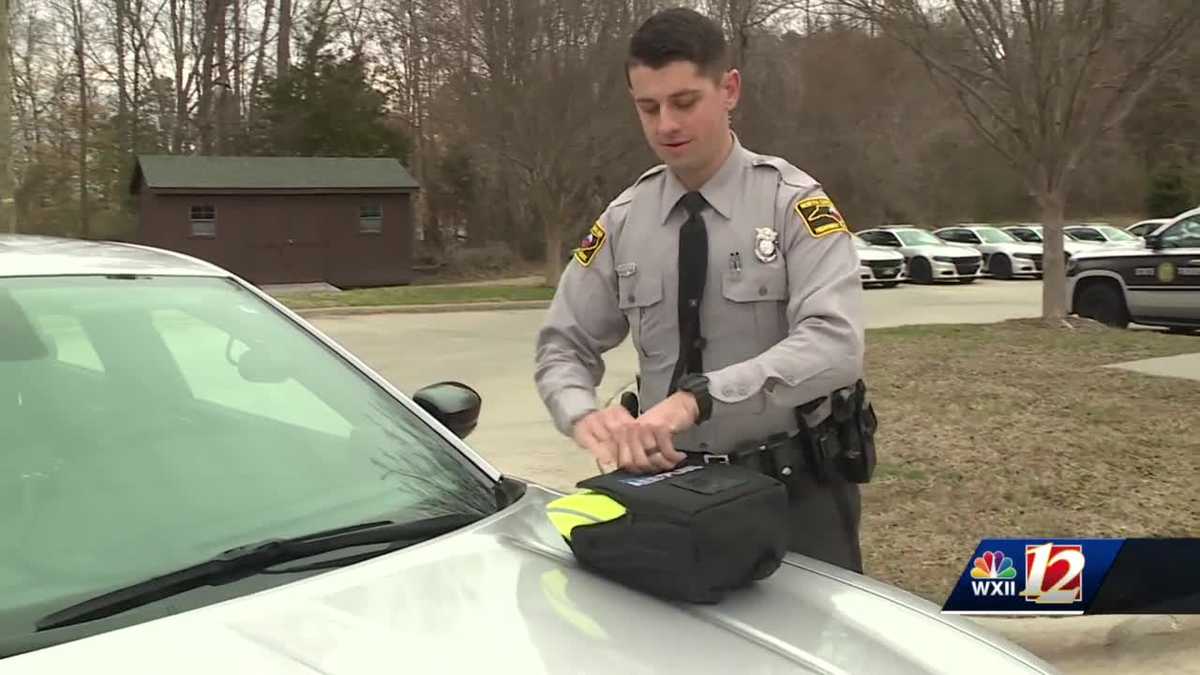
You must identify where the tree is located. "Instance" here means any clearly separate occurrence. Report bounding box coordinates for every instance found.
[1,0,12,233]
[837,0,1200,322]
[249,30,410,159]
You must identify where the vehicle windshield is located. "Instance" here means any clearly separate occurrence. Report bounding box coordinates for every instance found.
[1096,226,1138,241]
[0,275,497,649]
[975,228,1019,244]
[1009,229,1042,243]
[896,230,943,246]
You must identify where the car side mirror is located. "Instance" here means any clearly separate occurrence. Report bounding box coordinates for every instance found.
[1144,233,1163,249]
[413,381,481,439]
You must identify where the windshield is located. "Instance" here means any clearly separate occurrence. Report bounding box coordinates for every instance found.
[896,230,943,246]
[1096,226,1138,241]
[0,275,496,648]
[976,228,1019,244]
[1008,229,1042,243]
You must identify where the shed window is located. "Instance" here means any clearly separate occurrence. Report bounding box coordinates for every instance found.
[359,205,382,233]
[190,205,216,238]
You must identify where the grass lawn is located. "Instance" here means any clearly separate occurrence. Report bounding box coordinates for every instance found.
[861,319,1200,604]
[277,284,556,309]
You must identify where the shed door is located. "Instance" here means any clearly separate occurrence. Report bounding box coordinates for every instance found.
[282,219,325,283]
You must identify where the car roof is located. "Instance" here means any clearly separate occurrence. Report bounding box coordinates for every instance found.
[0,234,226,278]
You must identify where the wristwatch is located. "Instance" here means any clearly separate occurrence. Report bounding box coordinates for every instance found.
[676,373,713,424]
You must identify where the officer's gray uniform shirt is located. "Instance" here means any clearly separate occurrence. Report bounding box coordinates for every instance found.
[535,135,865,453]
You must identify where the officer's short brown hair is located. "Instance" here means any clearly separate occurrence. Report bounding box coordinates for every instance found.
[626,8,731,85]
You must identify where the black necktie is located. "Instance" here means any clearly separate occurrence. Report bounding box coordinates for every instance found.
[670,191,708,393]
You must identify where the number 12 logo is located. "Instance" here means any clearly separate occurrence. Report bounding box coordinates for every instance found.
[1020,543,1084,604]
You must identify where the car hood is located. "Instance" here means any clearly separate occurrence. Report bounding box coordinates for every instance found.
[856,247,904,263]
[1064,240,1103,254]
[0,485,1056,675]
[1070,246,1164,262]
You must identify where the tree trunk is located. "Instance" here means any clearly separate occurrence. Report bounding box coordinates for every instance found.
[170,0,186,152]
[247,0,273,128]
[1037,188,1068,324]
[116,0,129,157]
[543,220,564,288]
[215,0,229,154]
[73,0,90,239]
[277,0,291,78]
[0,0,13,233]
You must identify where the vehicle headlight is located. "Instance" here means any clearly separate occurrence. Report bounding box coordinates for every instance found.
[1066,258,1078,276]
[1012,253,1036,260]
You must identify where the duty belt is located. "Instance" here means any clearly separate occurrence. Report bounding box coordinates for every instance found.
[679,428,844,486]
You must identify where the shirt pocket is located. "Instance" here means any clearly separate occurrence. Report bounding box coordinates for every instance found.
[720,262,789,342]
[617,270,668,358]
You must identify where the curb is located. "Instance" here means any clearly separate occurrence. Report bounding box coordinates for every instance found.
[290,300,553,318]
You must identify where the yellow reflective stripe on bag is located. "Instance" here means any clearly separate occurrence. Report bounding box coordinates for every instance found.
[544,490,627,541]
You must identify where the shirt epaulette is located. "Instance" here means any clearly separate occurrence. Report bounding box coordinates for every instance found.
[609,164,667,208]
[750,155,818,189]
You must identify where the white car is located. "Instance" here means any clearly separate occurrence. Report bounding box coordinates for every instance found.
[932,225,1044,279]
[0,234,1059,673]
[1125,218,1171,238]
[856,227,984,284]
[1064,224,1143,248]
[1000,225,1103,259]
[852,233,906,287]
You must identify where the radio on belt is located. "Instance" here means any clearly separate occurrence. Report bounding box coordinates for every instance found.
[545,463,790,604]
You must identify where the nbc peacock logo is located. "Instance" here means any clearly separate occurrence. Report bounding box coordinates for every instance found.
[969,550,1018,597]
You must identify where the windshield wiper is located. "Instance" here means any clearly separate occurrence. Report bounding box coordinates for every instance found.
[35,512,486,632]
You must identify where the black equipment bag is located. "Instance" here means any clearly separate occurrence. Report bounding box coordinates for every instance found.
[565,463,790,604]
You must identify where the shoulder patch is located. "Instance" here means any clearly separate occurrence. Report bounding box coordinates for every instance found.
[751,155,817,188]
[796,196,849,238]
[573,220,607,267]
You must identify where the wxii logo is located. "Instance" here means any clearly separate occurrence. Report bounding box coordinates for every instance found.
[970,550,1018,597]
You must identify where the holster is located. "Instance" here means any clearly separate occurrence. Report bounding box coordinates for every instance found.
[794,379,878,485]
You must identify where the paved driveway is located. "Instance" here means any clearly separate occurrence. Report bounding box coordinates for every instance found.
[307,280,1042,490]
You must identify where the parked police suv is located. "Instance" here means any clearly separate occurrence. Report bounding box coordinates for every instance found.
[1068,208,1200,331]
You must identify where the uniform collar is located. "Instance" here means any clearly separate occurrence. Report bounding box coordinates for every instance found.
[658,132,748,226]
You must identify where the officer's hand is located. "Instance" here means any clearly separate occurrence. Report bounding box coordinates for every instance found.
[571,406,632,473]
[572,405,676,475]
[634,393,694,465]
[639,392,700,434]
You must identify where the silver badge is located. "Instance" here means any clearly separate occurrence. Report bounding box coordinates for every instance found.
[754,227,779,263]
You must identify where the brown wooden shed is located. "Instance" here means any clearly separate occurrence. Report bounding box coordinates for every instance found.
[130,155,420,288]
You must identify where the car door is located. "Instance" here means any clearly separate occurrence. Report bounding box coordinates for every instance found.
[1132,216,1200,322]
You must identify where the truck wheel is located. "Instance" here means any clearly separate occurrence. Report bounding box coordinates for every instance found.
[1075,282,1130,328]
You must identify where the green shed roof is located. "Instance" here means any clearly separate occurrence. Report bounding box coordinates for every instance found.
[133,155,420,192]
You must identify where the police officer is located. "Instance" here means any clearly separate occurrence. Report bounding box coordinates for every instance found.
[533,8,868,572]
